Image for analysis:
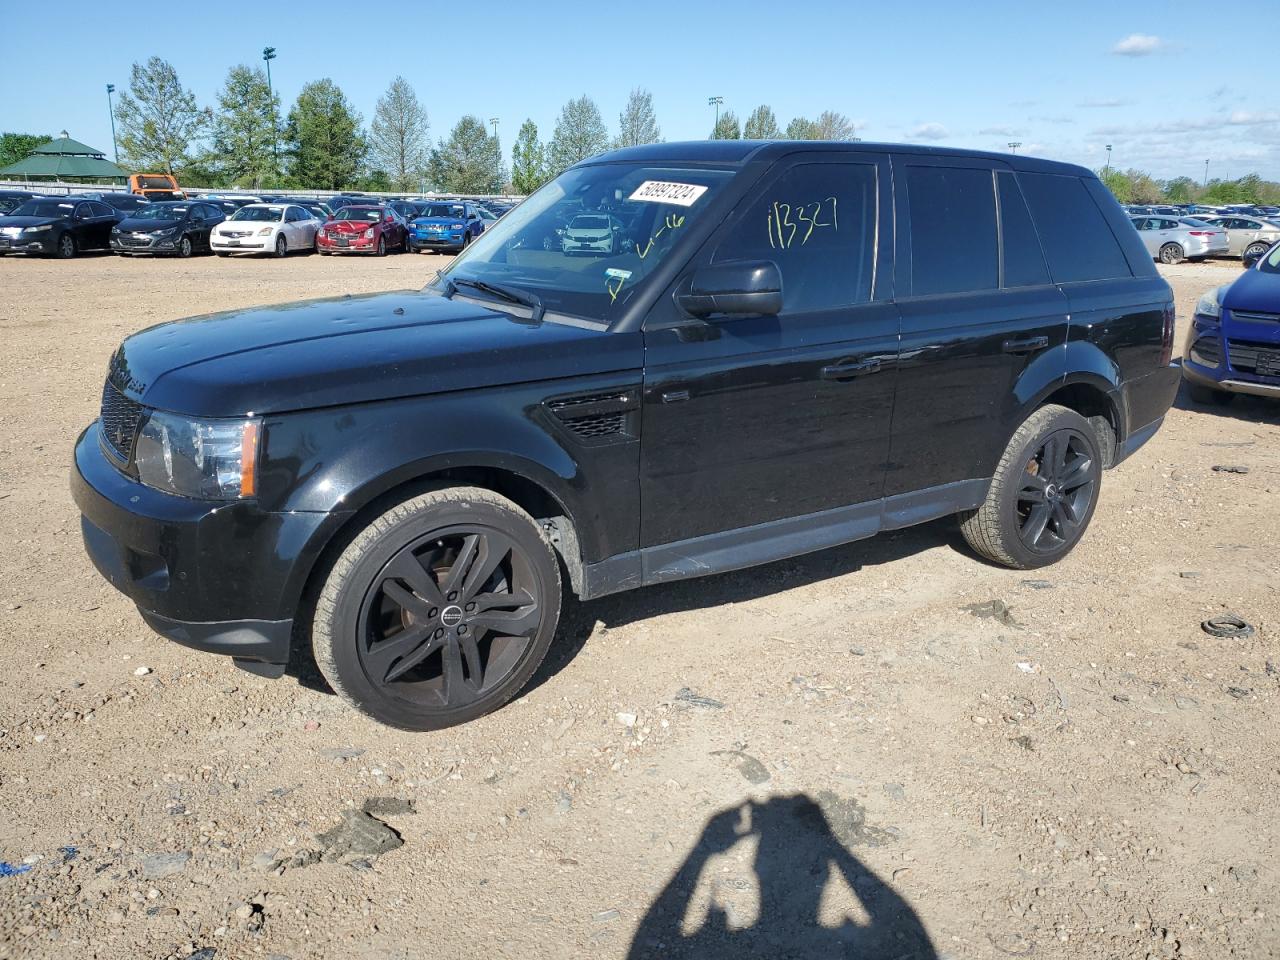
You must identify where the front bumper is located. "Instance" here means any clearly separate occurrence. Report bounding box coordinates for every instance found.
[211,236,267,251]
[410,232,464,250]
[319,234,377,253]
[0,234,48,254]
[1182,360,1280,398]
[71,425,334,675]
[112,235,178,254]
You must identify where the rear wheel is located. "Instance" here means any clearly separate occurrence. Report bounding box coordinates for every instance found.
[1159,243,1184,265]
[54,233,76,259]
[312,487,561,730]
[1244,242,1269,261]
[959,405,1102,569]
[1188,383,1236,406]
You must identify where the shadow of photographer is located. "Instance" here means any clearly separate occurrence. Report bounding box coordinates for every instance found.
[628,793,938,959]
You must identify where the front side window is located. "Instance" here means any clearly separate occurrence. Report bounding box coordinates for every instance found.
[438,162,734,320]
[1019,173,1131,283]
[906,165,997,296]
[711,162,877,313]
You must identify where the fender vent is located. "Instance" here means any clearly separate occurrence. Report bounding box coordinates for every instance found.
[547,388,638,443]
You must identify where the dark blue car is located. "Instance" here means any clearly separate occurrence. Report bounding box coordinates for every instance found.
[1182,241,1280,404]
[407,200,488,254]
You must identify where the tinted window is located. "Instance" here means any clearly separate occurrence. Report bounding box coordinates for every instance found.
[906,166,997,296]
[712,162,877,313]
[997,172,1050,287]
[1019,173,1131,282]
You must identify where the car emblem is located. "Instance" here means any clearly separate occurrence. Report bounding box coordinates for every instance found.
[441,605,464,627]
[114,424,128,447]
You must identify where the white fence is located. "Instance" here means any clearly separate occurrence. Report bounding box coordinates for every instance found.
[0,178,524,202]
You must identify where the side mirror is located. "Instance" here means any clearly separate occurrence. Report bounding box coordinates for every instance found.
[677,260,783,318]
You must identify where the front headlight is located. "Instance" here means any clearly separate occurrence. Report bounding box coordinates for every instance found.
[23,224,52,233]
[363,227,374,239]
[153,226,179,237]
[451,223,464,229]
[1195,285,1227,320]
[133,412,260,500]
[257,226,273,236]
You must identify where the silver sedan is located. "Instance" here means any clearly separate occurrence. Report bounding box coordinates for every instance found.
[1130,216,1226,264]
[1200,215,1280,261]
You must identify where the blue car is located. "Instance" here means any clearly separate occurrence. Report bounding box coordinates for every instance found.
[1182,241,1280,404]
[408,201,488,254]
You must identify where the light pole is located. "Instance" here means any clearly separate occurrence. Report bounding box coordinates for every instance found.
[489,117,499,139]
[707,96,723,137]
[1204,158,1210,187]
[105,83,119,165]
[1104,143,1112,177]
[262,46,278,175]
[1007,141,1021,155]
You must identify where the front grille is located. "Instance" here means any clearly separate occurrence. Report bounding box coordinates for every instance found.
[100,381,144,461]
[121,235,152,247]
[1227,339,1280,374]
[1230,310,1280,324]
[1189,335,1222,367]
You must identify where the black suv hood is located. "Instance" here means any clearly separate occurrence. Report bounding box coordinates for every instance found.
[109,290,639,417]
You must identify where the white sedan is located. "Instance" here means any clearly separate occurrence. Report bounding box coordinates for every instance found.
[210,203,319,257]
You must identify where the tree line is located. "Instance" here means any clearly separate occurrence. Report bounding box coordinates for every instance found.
[1099,167,1280,206]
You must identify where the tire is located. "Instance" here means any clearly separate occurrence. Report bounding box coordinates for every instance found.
[54,233,76,260]
[215,251,230,257]
[274,235,287,258]
[959,404,1102,570]
[376,235,386,257]
[312,486,562,731]
[1244,243,1269,261]
[1159,243,1184,265]
[176,236,192,258]
[1188,383,1235,406]
[318,249,329,256]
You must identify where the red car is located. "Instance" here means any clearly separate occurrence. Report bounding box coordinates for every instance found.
[316,205,408,256]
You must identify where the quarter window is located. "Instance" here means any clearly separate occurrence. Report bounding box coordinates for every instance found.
[1018,173,1132,282]
[711,162,878,313]
[906,166,998,296]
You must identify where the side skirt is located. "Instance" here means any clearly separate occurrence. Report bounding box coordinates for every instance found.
[581,478,989,600]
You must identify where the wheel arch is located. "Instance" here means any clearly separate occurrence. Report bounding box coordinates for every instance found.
[1012,343,1124,468]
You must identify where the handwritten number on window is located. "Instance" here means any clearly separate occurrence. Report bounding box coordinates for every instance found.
[767,197,838,248]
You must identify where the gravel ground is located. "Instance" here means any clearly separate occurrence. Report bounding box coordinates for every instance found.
[0,252,1276,960]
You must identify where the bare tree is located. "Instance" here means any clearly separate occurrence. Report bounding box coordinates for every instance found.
[369,76,429,191]
[615,88,661,148]
[814,110,857,141]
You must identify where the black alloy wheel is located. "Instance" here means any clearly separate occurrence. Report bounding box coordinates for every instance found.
[1014,428,1097,554]
[177,235,193,258]
[55,233,76,259]
[312,487,561,730]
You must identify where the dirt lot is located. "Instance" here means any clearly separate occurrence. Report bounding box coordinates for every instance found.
[0,251,1276,960]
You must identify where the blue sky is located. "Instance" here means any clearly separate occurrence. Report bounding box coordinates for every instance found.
[6,0,1277,180]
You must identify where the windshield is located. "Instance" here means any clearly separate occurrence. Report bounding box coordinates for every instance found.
[420,204,465,218]
[438,163,733,321]
[10,200,75,219]
[231,206,285,222]
[334,207,383,222]
[131,204,188,220]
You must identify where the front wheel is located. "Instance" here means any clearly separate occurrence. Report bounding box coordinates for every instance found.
[176,236,193,258]
[312,487,562,730]
[274,235,287,258]
[959,405,1102,569]
[54,233,76,259]
[1159,243,1184,265]
[376,235,386,257]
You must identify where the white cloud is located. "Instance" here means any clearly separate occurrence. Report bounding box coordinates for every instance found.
[910,122,948,140]
[1112,33,1163,56]
[979,125,1022,137]
[1078,97,1131,108]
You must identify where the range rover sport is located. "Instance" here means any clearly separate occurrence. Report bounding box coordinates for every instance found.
[72,141,1181,730]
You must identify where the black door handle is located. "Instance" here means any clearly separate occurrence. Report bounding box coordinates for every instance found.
[821,358,881,380]
[1002,336,1049,355]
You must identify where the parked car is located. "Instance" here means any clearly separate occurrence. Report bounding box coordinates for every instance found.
[1130,216,1225,263]
[1181,240,1280,404]
[71,141,1180,729]
[128,172,184,200]
[209,203,319,257]
[407,201,487,253]
[110,201,225,257]
[297,200,332,221]
[387,200,422,222]
[88,192,152,216]
[0,190,39,215]
[317,205,407,256]
[1175,217,1230,256]
[561,212,626,255]
[1200,215,1280,261]
[0,197,119,257]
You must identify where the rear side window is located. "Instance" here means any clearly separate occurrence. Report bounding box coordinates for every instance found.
[906,166,997,296]
[712,162,877,314]
[997,172,1050,287]
[1019,173,1131,282]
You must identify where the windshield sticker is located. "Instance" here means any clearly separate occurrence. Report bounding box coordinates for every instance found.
[605,268,632,280]
[605,268,633,304]
[768,197,838,249]
[628,181,708,207]
[636,213,686,260]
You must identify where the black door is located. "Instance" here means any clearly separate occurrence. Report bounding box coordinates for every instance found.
[887,160,1068,498]
[639,154,898,549]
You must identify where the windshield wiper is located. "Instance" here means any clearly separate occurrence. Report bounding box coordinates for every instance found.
[451,278,545,322]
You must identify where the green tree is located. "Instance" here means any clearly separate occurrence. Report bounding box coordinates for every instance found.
[0,132,51,168]
[711,110,741,140]
[548,95,609,176]
[1100,169,1133,202]
[1163,176,1197,203]
[369,76,430,192]
[785,116,822,140]
[1202,179,1251,204]
[355,169,393,193]
[113,57,210,173]
[207,65,279,187]
[614,87,661,148]
[284,79,365,191]
[511,119,547,194]
[429,116,505,194]
[743,105,780,139]
[814,110,857,140]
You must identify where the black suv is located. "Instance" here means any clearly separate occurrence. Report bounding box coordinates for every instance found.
[72,141,1179,730]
